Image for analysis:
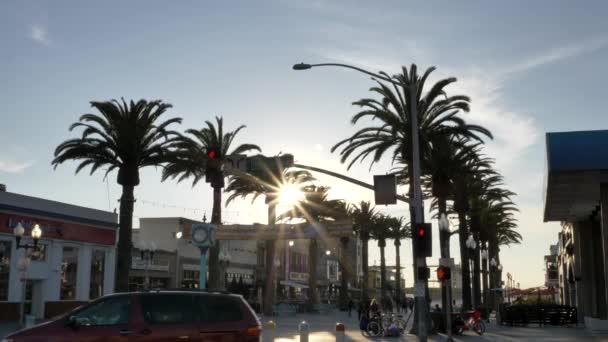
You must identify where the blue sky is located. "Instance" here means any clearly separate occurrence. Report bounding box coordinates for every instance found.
[2,0,608,288]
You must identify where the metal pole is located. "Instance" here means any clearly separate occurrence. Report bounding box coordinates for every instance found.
[144,256,149,290]
[20,271,26,327]
[199,247,207,289]
[445,279,453,341]
[409,80,428,341]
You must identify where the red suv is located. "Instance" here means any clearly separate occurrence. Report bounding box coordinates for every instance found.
[3,290,261,342]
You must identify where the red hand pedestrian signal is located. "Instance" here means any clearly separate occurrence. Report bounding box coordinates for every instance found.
[413,223,432,257]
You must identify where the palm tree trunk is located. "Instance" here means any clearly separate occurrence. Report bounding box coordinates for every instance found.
[207,184,222,289]
[263,203,277,315]
[115,184,135,292]
[339,237,349,310]
[394,239,401,310]
[308,238,319,306]
[438,197,451,315]
[379,239,387,305]
[458,210,472,309]
[362,231,370,303]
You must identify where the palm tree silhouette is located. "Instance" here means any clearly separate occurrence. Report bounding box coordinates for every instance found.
[52,99,182,292]
[278,185,347,306]
[162,116,260,289]
[225,165,314,314]
[349,201,379,303]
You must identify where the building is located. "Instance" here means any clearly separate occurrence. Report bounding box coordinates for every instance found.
[544,244,559,303]
[0,186,117,320]
[543,130,608,332]
[133,217,259,292]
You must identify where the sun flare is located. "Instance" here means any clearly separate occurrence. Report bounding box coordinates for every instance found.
[278,185,304,207]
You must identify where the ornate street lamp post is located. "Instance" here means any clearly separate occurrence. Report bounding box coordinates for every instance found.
[480,248,489,308]
[466,234,477,309]
[219,249,231,290]
[13,222,42,327]
[138,241,156,289]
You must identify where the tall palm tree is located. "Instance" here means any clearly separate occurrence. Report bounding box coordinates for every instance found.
[388,216,410,308]
[369,214,393,305]
[162,116,260,289]
[52,99,182,292]
[331,65,489,324]
[349,201,379,302]
[278,185,347,306]
[225,166,314,314]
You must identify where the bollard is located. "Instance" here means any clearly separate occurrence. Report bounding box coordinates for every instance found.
[264,321,276,342]
[335,322,345,342]
[299,321,309,342]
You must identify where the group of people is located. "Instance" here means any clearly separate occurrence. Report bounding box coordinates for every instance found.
[351,297,415,321]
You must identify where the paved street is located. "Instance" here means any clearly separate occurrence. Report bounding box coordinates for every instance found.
[261,310,608,341]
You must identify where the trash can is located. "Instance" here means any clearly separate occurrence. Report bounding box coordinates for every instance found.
[25,315,36,328]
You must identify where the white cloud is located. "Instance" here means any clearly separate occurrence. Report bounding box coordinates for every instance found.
[503,35,608,75]
[29,24,51,45]
[0,159,34,173]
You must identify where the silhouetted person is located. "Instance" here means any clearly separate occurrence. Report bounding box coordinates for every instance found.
[348,298,354,317]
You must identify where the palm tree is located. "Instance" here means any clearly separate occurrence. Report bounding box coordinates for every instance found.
[278,185,347,306]
[349,201,380,302]
[52,99,182,292]
[388,216,410,308]
[331,65,489,323]
[225,166,314,315]
[162,116,260,289]
[369,214,393,305]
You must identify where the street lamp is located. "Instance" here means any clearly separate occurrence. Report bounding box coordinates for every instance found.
[293,60,428,339]
[466,234,477,309]
[326,250,331,256]
[13,222,42,327]
[288,240,294,247]
[219,249,231,290]
[138,241,156,289]
[173,231,183,287]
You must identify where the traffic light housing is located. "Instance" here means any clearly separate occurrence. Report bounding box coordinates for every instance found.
[437,266,451,281]
[205,148,223,185]
[413,223,432,257]
[417,266,430,280]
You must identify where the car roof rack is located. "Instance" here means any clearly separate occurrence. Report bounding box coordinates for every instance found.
[141,288,233,295]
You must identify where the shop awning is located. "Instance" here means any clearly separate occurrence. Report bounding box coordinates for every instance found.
[280,280,309,289]
[544,130,608,222]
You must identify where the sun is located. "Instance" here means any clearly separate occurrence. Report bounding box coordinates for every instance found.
[278,185,304,207]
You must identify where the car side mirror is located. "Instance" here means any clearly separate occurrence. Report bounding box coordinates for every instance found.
[66,316,80,329]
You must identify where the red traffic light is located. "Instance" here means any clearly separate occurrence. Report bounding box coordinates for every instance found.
[417,228,425,237]
[437,267,446,280]
[207,149,217,159]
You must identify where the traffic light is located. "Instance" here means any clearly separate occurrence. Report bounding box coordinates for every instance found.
[417,266,430,280]
[413,223,432,257]
[437,266,451,281]
[205,148,223,185]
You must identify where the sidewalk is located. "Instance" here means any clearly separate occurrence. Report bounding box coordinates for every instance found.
[261,310,608,341]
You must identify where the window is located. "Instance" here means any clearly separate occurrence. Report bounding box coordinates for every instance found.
[198,295,243,323]
[61,246,78,300]
[89,250,105,299]
[73,295,131,326]
[0,240,11,301]
[140,294,199,324]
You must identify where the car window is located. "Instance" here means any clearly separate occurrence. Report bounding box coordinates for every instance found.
[73,295,131,326]
[140,294,199,324]
[198,295,243,323]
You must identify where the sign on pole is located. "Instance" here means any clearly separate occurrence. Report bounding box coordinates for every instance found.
[439,258,454,267]
[373,174,397,205]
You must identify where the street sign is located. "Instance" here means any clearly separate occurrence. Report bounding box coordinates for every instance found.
[224,154,248,172]
[373,174,397,205]
[439,258,454,267]
[215,221,352,240]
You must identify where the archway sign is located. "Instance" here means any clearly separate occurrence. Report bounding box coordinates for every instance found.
[214,220,352,240]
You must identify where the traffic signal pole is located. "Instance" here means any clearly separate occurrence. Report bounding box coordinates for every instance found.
[408,81,429,342]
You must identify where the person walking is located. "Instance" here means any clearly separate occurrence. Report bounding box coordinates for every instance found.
[348,298,354,317]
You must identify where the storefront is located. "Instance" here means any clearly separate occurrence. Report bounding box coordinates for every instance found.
[0,188,117,320]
